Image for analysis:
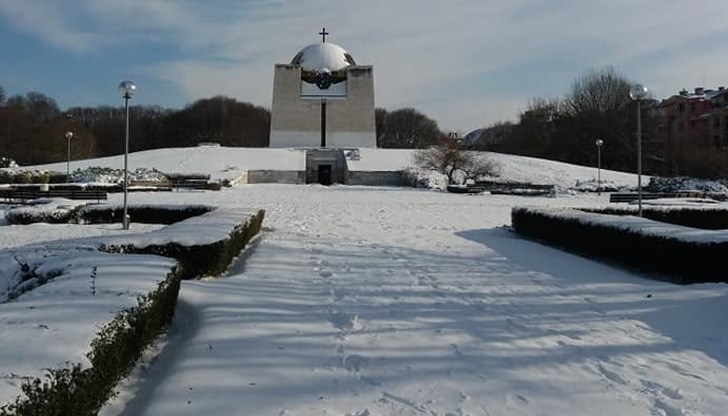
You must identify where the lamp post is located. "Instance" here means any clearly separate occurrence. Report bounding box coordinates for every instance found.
[65,131,74,177]
[595,138,603,194]
[118,80,136,230]
[629,83,648,217]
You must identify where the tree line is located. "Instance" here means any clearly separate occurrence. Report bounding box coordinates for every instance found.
[0,91,271,166]
[0,84,449,166]
[470,66,728,178]
[469,67,666,175]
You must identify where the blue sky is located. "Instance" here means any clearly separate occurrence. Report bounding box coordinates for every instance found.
[1,0,727,133]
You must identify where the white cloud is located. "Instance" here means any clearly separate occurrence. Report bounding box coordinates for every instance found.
[2,0,727,131]
[0,0,99,52]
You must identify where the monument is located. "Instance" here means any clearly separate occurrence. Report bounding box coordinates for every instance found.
[269,29,377,149]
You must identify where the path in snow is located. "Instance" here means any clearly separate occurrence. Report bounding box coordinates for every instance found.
[102,185,728,416]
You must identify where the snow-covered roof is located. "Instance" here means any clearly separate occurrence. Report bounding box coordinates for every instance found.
[291,43,356,72]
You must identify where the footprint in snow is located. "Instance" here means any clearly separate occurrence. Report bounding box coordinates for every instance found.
[597,363,629,385]
[343,354,369,372]
[328,312,361,332]
[641,379,683,400]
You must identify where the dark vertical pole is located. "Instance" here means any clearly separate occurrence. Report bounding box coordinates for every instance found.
[67,136,71,176]
[321,100,327,147]
[637,99,643,217]
[123,97,130,229]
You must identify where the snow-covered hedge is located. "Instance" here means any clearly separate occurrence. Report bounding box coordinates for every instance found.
[0,207,266,414]
[511,206,728,283]
[0,157,18,169]
[0,170,52,184]
[4,202,76,224]
[646,176,728,194]
[0,266,182,416]
[76,204,213,225]
[5,202,214,225]
[101,207,266,279]
[581,205,728,230]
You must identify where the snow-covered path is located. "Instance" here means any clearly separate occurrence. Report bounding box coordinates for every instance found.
[105,185,728,416]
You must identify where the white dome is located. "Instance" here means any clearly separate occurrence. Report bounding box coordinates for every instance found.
[291,43,356,72]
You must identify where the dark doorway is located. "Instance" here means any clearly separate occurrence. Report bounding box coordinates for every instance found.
[318,164,333,185]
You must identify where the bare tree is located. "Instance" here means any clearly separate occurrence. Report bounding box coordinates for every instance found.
[563,66,632,116]
[413,138,499,185]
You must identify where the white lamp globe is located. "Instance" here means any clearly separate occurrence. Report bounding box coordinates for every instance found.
[118,81,136,99]
[629,83,648,100]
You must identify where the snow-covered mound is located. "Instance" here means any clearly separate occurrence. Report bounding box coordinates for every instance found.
[29,147,307,181]
[646,176,728,193]
[19,146,646,191]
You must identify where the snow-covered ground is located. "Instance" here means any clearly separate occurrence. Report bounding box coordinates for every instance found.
[2,148,727,416]
[21,146,642,190]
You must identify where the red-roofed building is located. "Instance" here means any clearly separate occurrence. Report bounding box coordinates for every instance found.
[654,86,728,174]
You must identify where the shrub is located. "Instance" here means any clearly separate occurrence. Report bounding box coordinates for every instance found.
[581,206,728,230]
[75,205,213,225]
[512,206,728,283]
[0,269,182,416]
[0,206,266,415]
[5,205,75,225]
[103,209,265,279]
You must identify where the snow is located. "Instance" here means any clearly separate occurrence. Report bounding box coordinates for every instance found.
[0,248,175,403]
[23,146,642,191]
[28,147,306,181]
[2,147,728,416]
[518,206,728,244]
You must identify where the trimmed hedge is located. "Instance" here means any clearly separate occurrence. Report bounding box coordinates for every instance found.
[0,268,182,416]
[4,204,213,226]
[75,205,213,225]
[103,209,265,279]
[512,207,728,284]
[581,206,728,230]
[0,207,266,415]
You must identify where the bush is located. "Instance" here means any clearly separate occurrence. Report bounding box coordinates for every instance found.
[0,206,266,414]
[75,205,213,225]
[5,205,75,225]
[512,206,728,283]
[581,206,728,230]
[0,157,18,168]
[103,209,265,279]
[0,170,50,185]
[0,269,182,416]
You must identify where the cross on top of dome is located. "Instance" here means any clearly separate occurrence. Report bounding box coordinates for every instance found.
[319,27,329,43]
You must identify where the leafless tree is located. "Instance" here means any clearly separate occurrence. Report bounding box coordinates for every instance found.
[563,66,632,116]
[413,138,499,185]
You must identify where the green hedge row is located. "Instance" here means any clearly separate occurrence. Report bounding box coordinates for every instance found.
[0,268,182,416]
[104,209,265,279]
[581,206,728,230]
[511,207,728,284]
[5,205,213,226]
[0,208,266,415]
[76,205,213,225]
[0,171,67,184]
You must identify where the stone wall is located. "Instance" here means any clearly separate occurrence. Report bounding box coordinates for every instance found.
[246,170,305,184]
[346,171,410,186]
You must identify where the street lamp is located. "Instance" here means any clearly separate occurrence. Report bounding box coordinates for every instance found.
[64,131,74,177]
[595,138,603,194]
[118,80,136,230]
[629,83,648,217]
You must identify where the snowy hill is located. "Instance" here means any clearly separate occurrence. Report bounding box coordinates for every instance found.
[27,146,641,189]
